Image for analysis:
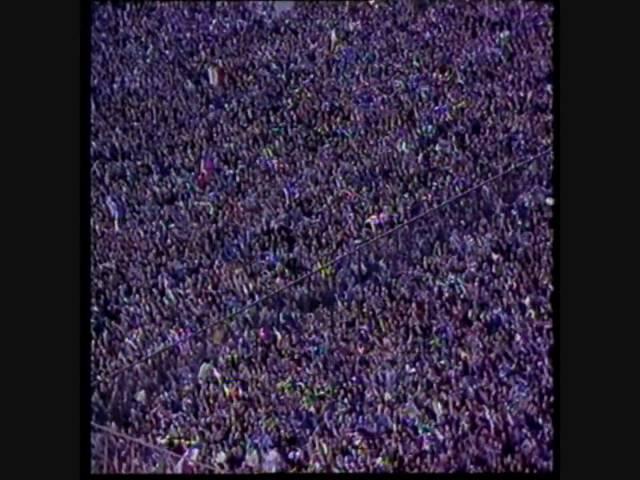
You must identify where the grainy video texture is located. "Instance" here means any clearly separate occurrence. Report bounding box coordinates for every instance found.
[90,0,554,473]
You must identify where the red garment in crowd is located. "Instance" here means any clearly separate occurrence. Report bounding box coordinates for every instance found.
[196,170,210,190]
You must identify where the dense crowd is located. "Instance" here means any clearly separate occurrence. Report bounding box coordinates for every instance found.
[90,0,554,473]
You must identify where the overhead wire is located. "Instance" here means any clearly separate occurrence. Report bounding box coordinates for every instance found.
[96,148,551,384]
[91,422,221,473]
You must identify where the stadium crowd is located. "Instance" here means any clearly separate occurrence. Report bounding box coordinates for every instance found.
[90,0,554,473]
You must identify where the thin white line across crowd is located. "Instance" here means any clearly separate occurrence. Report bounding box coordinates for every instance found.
[91,148,553,472]
[94,148,552,385]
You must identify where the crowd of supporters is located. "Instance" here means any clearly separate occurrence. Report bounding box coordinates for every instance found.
[90,0,554,473]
